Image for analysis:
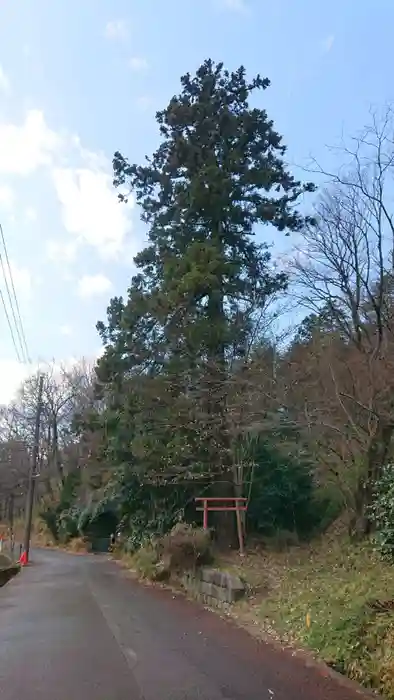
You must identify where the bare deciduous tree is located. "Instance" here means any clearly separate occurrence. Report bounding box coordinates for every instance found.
[0,359,99,515]
[290,107,394,532]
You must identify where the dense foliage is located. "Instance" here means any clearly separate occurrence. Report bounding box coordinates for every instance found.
[40,470,82,543]
[246,437,317,537]
[370,464,394,561]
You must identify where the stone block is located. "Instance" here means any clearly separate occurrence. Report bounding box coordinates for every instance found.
[182,567,245,604]
[200,567,245,602]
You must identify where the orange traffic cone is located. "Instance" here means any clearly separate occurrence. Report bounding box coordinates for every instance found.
[19,550,27,566]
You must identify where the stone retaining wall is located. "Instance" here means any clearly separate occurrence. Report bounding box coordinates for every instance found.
[0,556,20,587]
[182,567,245,609]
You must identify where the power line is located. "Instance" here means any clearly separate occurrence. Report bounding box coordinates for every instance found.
[0,287,22,362]
[0,222,31,364]
[0,224,30,362]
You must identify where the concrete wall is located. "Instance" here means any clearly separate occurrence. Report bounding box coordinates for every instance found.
[182,567,245,609]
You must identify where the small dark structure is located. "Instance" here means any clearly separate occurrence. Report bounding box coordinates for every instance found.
[83,509,118,554]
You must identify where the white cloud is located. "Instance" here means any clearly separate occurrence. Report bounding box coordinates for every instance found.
[0,185,15,210]
[135,95,153,111]
[105,19,129,40]
[0,65,9,92]
[0,360,31,404]
[77,274,112,299]
[45,238,78,263]
[0,110,59,176]
[4,261,33,300]
[52,166,133,259]
[0,259,32,306]
[0,110,135,261]
[25,207,37,221]
[129,56,149,72]
[0,354,106,404]
[59,324,72,336]
[217,0,250,13]
[321,34,335,53]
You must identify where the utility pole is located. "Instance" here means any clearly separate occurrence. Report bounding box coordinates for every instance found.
[23,373,44,562]
[8,491,14,557]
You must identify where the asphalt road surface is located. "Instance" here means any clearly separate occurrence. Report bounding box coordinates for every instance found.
[0,550,376,700]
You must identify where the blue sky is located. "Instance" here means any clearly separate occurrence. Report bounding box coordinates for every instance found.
[0,0,391,401]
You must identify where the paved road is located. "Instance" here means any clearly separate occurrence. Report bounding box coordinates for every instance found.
[0,550,375,700]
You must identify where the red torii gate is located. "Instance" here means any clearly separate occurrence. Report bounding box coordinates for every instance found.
[195,496,248,556]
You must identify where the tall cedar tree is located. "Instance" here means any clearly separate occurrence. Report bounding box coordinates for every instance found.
[97,60,315,545]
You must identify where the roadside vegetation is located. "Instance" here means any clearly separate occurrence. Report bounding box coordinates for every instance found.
[219,534,394,699]
[2,59,394,697]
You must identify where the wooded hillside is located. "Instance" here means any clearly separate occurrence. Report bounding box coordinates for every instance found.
[2,62,394,560]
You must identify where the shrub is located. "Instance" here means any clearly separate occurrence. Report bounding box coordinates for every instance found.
[67,537,91,553]
[40,507,59,541]
[313,486,344,533]
[32,517,57,547]
[369,463,394,561]
[133,545,161,580]
[39,470,83,543]
[105,466,200,551]
[57,507,81,543]
[132,524,213,581]
[157,523,212,573]
[124,511,160,553]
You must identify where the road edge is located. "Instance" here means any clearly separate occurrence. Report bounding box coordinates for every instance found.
[113,557,382,699]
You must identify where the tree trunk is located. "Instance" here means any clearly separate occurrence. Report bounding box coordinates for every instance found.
[212,472,238,549]
[52,416,64,484]
[206,279,237,549]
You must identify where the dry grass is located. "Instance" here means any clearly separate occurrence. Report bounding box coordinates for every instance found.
[218,535,394,698]
[132,545,161,580]
[158,523,212,571]
[31,519,57,548]
[29,518,91,554]
[65,537,91,554]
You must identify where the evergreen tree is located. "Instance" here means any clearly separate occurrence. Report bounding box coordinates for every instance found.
[97,60,315,544]
[293,306,345,347]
